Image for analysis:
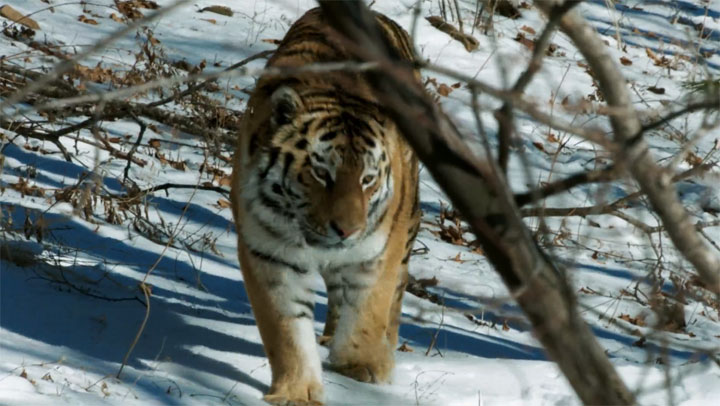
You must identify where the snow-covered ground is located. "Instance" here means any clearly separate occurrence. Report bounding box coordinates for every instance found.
[1,0,719,405]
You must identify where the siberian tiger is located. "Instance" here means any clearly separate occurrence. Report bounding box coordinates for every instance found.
[230,8,420,405]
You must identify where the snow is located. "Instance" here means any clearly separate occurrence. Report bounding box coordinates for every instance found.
[1,0,719,405]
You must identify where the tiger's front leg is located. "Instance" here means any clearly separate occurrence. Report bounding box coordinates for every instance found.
[322,257,404,384]
[236,241,324,405]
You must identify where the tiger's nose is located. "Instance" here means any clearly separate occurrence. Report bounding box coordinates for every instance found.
[330,221,360,240]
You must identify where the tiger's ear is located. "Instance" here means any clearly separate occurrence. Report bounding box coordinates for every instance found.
[270,86,303,128]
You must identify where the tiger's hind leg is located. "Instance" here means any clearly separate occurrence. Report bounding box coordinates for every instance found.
[237,241,324,405]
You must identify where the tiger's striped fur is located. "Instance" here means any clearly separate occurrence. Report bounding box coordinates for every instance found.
[230,8,420,405]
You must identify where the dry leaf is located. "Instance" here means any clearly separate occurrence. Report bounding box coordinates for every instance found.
[201,18,217,25]
[0,5,40,30]
[78,15,99,25]
[684,152,703,167]
[199,5,233,17]
[397,342,414,352]
[436,83,453,97]
[647,86,665,94]
[619,56,632,66]
[520,25,536,35]
[514,32,534,50]
[217,199,231,208]
[451,252,462,262]
[618,313,646,327]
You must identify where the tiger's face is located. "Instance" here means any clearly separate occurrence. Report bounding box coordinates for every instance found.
[247,86,394,248]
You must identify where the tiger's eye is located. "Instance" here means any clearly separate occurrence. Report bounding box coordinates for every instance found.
[362,174,376,185]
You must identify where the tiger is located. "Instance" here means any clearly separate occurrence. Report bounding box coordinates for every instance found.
[230,7,420,405]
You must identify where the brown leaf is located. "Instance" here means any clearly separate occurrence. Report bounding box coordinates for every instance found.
[0,5,40,30]
[684,152,703,167]
[217,199,231,208]
[201,18,217,25]
[618,313,646,327]
[532,141,545,152]
[619,56,632,66]
[397,342,414,352]
[78,15,99,25]
[436,83,453,97]
[514,32,534,50]
[502,320,510,331]
[647,86,665,94]
[199,5,233,17]
[645,47,659,62]
[520,25,536,35]
[109,13,124,23]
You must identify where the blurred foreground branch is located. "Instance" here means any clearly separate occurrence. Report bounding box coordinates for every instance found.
[318,1,635,404]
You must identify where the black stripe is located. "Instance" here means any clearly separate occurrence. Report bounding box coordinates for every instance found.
[368,198,381,220]
[281,30,338,51]
[250,248,309,274]
[246,204,285,239]
[276,48,336,61]
[401,250,411,265]
[260,148,280,180]
[258,190,295,219]
[294,138,309,150]
[320,131,338,141]
[361,135,376,148]
[366,204,389,237]
[294,299,315,315]
[311,152,326,163]
[282,152,295,181]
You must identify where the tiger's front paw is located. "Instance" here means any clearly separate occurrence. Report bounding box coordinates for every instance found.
[264,379,324,406]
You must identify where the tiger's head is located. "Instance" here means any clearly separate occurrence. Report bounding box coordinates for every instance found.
[247,86,395,247]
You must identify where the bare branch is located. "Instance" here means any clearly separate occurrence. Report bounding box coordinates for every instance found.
[535,0,720,293]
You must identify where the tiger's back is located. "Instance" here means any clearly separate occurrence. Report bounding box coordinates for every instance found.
[231,8,420,405]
